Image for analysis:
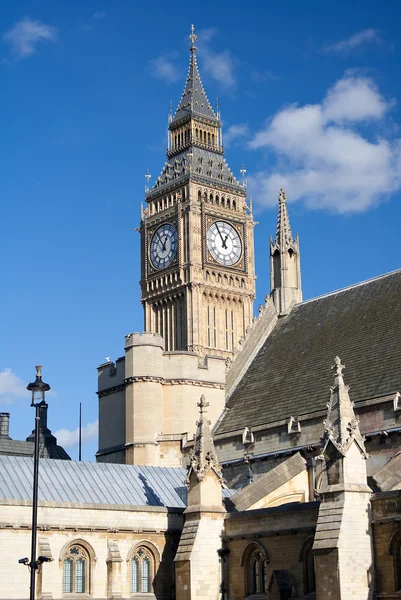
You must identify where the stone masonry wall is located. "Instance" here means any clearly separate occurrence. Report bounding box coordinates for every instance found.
[0,500,182,600]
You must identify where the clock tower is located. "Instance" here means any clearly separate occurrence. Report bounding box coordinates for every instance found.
[140,26,255,359]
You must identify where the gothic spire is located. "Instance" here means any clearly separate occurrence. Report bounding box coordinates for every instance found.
[171,25,218,125]
[321,356,367,457]
[274,188,295,249]
[186,395,224,483]
[269,188,302,314]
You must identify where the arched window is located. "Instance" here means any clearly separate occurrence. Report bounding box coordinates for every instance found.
[62,543,91,594]
[241,542,269,598]
[248,550,268,596]
[130,545,156,594]
[389,528,401,591]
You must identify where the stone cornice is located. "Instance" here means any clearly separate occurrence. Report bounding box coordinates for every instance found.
[98,376,225,397]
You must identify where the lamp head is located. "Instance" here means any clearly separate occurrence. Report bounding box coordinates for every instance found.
[27,366,50,406]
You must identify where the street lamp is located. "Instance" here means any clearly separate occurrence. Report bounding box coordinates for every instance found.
[20,366,51,600]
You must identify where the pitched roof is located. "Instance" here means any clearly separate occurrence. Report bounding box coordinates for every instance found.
[370,452,401,492]
[231,453,306,511]
[0,456,187,508]
[0,437,70,460]
[217,269,401,435]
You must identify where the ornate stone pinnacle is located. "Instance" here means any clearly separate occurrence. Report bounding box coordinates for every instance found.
[332,356,345,377]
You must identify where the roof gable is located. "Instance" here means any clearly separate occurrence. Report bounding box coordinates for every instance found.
[217,270,401,435]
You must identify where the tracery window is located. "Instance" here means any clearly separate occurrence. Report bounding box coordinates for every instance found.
[244,547,268,597]
[130,546,155,594]
[62,543,90,594]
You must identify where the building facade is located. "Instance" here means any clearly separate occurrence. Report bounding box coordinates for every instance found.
[2,24,401,600]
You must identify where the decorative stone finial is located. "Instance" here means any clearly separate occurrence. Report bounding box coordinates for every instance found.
[332,356,345,378]
[186,395,225,484]
[189,24,198,52]
[197,394,209,415]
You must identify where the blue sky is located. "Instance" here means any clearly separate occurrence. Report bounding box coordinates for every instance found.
[1,1,400,460]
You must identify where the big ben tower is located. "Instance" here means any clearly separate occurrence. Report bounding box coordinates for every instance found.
[140,26,256,359]
[97,27,256,467]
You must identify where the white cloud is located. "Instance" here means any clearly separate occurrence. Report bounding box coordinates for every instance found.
[197,27,237,89]
[54,420,98,449]
[3,17,57,60]
[323,29,380,54]
[224,124,249,147]
[149,54,179,83]
[0,369,28,404]
[323,74,391,122]
[248,74,401,213]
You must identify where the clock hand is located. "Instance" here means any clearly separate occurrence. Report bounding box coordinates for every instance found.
[162,235,168,251]
[215,223,226,247]
[222,234,229,249]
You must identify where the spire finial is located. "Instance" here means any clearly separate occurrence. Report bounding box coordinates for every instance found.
[145,169,151,193]
[240,164,247,187]
[332,356,345,378]
[198,394,209,415]
[279,188,286,203]
[189,24,197,53]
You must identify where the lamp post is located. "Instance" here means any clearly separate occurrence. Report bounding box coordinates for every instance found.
[26,365,51,600]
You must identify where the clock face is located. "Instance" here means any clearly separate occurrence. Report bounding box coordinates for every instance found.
[207,221,242,266]
[149,223,178,270]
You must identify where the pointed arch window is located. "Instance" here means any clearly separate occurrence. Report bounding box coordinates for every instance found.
[247,549,268,596]
[130,546,155,594]
[62,543,91,594]
[241,543,269,598]
[299,536,316,595]
[389,528,401,591]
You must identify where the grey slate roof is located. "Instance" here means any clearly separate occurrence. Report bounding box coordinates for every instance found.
[152,146,245,196]
[171,49,217,124]
[0,456,188,508]
[217,270,401,435]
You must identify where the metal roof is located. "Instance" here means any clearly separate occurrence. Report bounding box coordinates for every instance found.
[0,456,188,509]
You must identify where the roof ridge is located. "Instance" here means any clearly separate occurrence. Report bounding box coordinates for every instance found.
[300,268,401,306]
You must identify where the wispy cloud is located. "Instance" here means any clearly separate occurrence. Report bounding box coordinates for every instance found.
[197,28,237,89]
[251,69,279,84]
[0,369,28,404]
[3,17,57,61]
[149,52,180,83]
[54,420,98,449]
[224,124,249,147]
[248,73,401,213]
[322,29,380,54]
[93,11,107,21]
